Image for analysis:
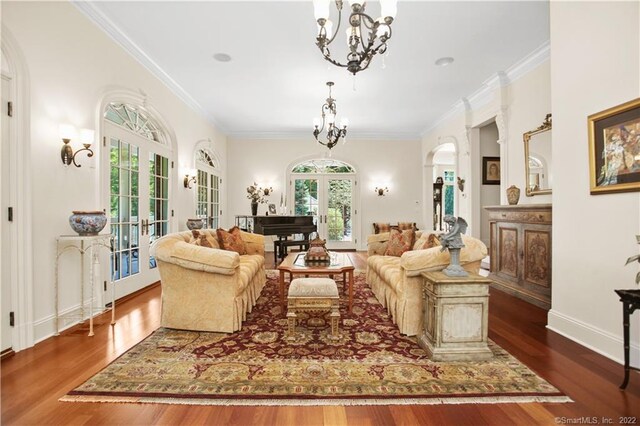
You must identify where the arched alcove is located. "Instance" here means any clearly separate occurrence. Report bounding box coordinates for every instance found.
[425,137,460,231]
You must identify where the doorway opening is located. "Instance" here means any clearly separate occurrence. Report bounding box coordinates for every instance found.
[431,143,457,231]
[289,158,358,250]
[103,102,173,299]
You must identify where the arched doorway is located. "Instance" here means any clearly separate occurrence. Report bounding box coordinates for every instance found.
[194,147,222,229]
[289,158,358,250]
[432,143,458,229]
[103,102,173,298]
[426,140,459,231]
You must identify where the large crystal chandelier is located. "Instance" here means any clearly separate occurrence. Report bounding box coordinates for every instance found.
[313,82,348,150]
[313,0,398,75]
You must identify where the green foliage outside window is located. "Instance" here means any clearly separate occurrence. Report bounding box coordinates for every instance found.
[444,185,454,215]
[327,207,344,240]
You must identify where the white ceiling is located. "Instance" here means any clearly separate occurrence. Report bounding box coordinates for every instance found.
[82,1,550,140]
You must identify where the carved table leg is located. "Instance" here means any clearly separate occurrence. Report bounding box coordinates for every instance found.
[330,301,340,338]
[287,309,297,338]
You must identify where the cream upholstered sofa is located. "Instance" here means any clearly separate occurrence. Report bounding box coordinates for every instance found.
[150,229,266,333]
[366,230,487,336]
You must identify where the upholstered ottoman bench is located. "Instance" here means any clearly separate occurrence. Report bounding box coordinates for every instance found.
[286,277,340,339]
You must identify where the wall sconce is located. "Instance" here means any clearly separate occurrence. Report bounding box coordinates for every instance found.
[262,186,274,196]
[375,187,389,196]
[183,174,197,189]
[457,177,465,192]
[60,124,94,168]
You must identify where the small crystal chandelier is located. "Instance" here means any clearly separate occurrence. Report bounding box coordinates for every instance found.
[313,82,348,150]
[313,0,398,75]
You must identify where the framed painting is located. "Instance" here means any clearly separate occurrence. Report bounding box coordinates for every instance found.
[268,203,277,215]
[482,157,501,185]
[589,98,640,194]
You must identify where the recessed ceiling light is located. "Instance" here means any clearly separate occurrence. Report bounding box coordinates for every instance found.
[435,57,454,67]
[213,53,232,63]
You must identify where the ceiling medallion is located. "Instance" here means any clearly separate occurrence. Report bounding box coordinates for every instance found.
[313,0,398,75]
[313,81,348,150]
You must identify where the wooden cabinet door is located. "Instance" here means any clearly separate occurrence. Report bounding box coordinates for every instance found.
[494,223,520,282]
[522,225,552,292]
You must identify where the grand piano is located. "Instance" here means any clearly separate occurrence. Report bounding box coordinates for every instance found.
[235,215,317,264]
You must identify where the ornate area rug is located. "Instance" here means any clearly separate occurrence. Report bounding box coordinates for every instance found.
[61,271,570,406]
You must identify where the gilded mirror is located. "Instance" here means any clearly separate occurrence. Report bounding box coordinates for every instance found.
[523,114,552,196]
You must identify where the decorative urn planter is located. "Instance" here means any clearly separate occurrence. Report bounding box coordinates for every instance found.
[186,218,204,230]
[68,211,107,236]
[506,185,521,205]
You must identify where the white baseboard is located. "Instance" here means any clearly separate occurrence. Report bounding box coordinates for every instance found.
[33,301,109,345]
[547,309,639,367]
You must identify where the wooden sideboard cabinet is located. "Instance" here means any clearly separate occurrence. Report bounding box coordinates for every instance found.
[484,204,552,309]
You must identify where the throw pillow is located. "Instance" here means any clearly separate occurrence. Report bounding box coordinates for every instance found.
[384,228,415,257]
[422,233,441,249]
[373,222,391,234]
[191,230,214,248]
[397,222,417,231]
[216,226,247,255]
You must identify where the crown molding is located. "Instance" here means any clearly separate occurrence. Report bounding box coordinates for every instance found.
[507,40,550,83]
[421,100,467,137]
[421,41,550,138]
[72,1,227,134]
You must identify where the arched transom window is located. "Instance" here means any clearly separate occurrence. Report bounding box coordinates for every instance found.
[105,103,166,144]
[291,159,355,174]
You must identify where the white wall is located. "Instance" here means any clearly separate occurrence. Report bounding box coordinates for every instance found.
[226,138,422,249]
[479,121,500,245]
[3,2,227,345]
[506,61,552,204]
[548,1,640,365]
[422,60,552,239]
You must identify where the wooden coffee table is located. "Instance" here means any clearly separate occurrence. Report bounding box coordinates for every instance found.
[277,252,355,314]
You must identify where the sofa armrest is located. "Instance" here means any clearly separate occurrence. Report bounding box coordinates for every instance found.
[400,247,450,273]
[240,231,265,256]
[400,235,488,275]
[367,232,390,256]
[155,240,240,275]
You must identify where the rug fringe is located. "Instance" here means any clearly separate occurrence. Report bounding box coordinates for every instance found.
[59,395,573,406]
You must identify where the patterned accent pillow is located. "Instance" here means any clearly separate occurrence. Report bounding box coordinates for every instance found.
[190,230,216,249]
[397,222,417,231]
[216,226,247,255]
[373,223,392,234]
[384,228,416,257]
[189,230,220,249]
[422,233,441,249]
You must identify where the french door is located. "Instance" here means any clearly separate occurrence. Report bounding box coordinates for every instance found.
[106,122,171,298]
[291,174,356,250]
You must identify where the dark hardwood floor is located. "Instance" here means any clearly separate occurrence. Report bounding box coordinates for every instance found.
[2,251,639,425]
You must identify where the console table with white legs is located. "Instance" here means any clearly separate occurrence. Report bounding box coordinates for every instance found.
[54,234,115,336]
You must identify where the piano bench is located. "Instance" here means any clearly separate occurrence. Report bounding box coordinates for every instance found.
[274,239,311,265]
